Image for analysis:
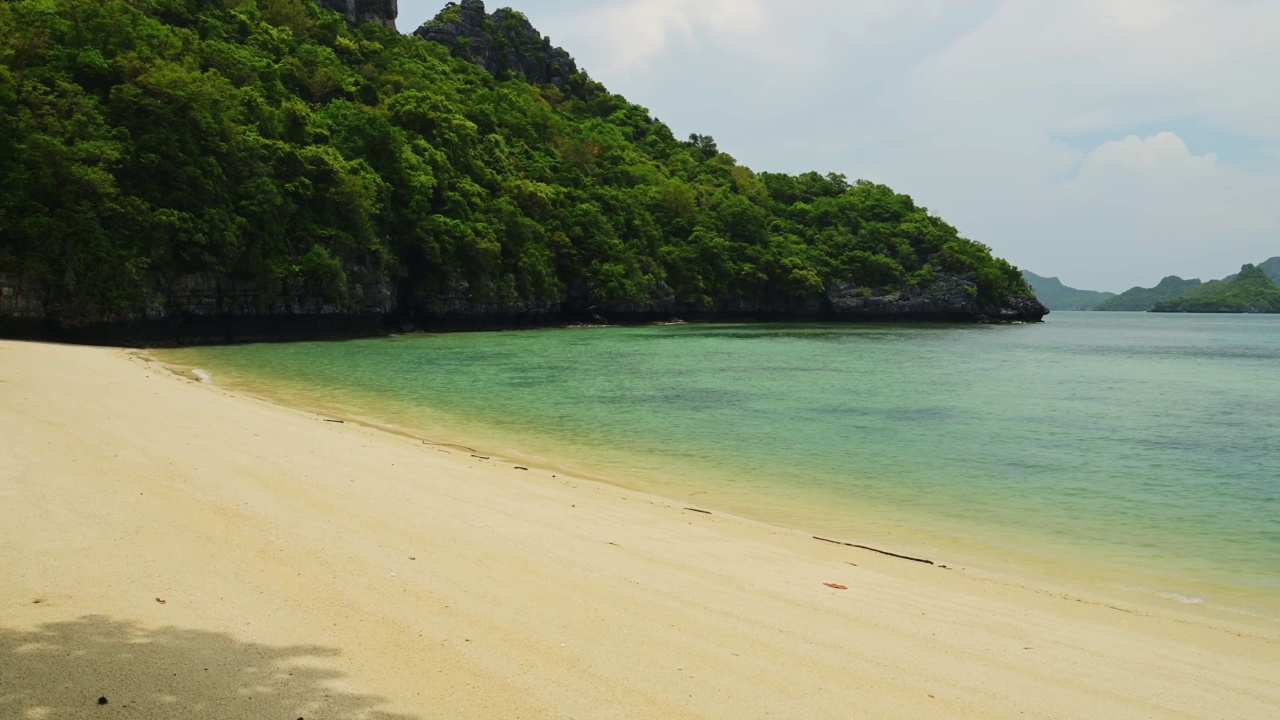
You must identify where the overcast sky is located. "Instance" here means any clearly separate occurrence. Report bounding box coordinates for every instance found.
[398,1,1279,292]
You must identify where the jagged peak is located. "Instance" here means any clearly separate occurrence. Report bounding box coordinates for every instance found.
[414,1,579,88]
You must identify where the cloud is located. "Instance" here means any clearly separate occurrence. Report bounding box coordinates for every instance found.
[855,0,1280,289]
[1035,132,1280,287]
[1066,132,1217,187]
[562,0,767,76]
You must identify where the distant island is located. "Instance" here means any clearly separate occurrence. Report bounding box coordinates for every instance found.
[0,0,1044,346]
[1096,276,1207,312]
[1023,257,1280,312]
[1021,272,1115,311]
[1152,263,1280,313]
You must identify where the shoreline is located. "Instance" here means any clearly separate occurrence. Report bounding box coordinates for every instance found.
[157,349,1280,630]
[3,339,1278,719]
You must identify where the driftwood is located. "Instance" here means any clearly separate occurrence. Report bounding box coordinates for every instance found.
[684,508,712,515]
[323,419,345,424]
[813,536,934,566]
[471,455,490,460]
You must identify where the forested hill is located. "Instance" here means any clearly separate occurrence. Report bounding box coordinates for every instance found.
[0,0,1046,345]
[1021,271,1114,311]
[1153,264,1280,314]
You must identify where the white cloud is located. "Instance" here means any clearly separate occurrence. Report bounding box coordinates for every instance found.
[1065,133,1217,186]
[915,0,1280,139]
[1037,133,1280,286]
[564,0,767,76]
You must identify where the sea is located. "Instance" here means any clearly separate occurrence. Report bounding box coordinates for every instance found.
[161,312,1280,622]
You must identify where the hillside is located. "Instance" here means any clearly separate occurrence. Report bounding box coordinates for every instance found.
[0,0,1044,344]
[1153,264,1280,313]
[1022,271,1114,310]
[1096,276,1204,312]
[1223,257,1280,284]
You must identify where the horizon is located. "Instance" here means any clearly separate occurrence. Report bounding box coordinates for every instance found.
[1027,256,1280,293]
[399,0,1279,294]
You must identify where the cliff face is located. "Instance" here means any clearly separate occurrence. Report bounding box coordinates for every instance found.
[0,273,395,346]
[1,266,1045,345]
[316,0,398,28]
[413,0,578,87]
[400,272,1048,330]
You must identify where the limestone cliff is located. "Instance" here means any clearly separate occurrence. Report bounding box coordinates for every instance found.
[316,0,398,28]
[413,0,578,87]
[0,272,395,346]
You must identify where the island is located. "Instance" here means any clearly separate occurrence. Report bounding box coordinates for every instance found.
[0,0,1044,346]
[1091,258,1280,312]
[1021,271,1115,310]
[1153,263,1280,313]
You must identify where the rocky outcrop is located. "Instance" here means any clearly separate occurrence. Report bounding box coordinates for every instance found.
[0,272,395,346]
[825,275,1048,323]
[396,272,1047,330]
[316,0,398,29]
[413,0,578,87]
[1,268,1045,344]
[0,273,45,320]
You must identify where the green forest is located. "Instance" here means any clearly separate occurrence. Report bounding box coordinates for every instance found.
[0,0,1038,332]
[1152,264,1280,313]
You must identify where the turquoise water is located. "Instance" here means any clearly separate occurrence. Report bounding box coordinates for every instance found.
[163,313,1280,619]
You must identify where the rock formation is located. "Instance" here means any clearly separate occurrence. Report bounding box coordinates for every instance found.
[413,0,578,87]
[316,0,398,29]
[0,272,395,346]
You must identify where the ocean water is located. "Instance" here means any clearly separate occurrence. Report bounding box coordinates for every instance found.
[162,312,1280,619]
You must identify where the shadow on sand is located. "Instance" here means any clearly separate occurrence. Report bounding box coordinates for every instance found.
[0,615,416,719]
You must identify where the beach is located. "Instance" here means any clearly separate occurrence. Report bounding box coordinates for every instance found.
[1,340,1277,719]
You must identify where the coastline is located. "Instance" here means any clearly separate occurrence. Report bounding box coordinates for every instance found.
[2,339,1277,719]
[157,336,1280,627]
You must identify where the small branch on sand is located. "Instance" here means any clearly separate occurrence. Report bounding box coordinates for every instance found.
[684,508,712,515]
[471,455,490,460]
[813,536,935,566]
[323,419,345,424]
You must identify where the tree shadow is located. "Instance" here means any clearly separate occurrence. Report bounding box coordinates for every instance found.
[0,615,417,719]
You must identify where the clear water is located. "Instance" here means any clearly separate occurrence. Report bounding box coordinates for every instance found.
[162,312,1280,619]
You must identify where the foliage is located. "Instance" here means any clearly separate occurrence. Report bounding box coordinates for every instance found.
[0,0,1033,323]
[1152,264,1280,313]
[1095,276,1204,312]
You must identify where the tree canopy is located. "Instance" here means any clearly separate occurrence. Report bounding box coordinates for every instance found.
[0,0,1035,327]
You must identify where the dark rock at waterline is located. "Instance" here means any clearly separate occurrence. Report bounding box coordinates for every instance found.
[0,267,1045,347]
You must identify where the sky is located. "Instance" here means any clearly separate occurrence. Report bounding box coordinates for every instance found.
[397,0,1280,293]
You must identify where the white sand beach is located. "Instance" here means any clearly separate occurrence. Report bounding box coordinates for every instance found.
[1,340,1277,719]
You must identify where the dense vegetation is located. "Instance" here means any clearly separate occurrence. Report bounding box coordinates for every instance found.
[1021,271,1114,311]
[1094,258,1279,312]
[1153,264,1280,313]
[1096,276,1205,312]
[0,0,1034,329]
[1223,257,1280,285]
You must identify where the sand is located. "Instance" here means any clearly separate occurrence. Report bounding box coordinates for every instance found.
[1,339,1277,719]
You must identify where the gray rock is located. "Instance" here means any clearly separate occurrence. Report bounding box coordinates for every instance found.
[413,1,580,87]
[316,0,398,29]
[0,273,46,319]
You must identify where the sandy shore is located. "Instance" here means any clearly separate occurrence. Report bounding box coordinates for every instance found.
[1,340,1277,719]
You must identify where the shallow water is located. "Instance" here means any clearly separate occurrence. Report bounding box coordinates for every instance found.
[163,312,1280,619]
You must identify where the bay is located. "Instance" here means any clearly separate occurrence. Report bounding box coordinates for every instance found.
[162,312,1280,620]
